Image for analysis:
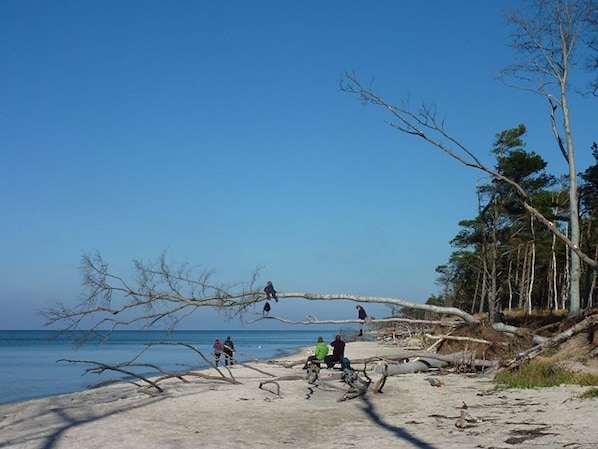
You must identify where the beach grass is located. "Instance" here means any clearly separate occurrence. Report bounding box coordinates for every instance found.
[494,360,598,389]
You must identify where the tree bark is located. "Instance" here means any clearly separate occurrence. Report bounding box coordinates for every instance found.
[276,292,477,322]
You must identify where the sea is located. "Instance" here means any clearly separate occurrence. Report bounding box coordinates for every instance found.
[0,328,339,406]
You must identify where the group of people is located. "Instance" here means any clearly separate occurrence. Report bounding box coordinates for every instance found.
[212,302,370,370]
[212,336,235,367]
[261,282,371,338]
[300,305,370,369]
[302,334,346,369]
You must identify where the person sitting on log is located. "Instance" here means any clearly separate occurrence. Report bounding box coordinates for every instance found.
[356,305,370,336]
[325,334,345,369]
[264,281,278,302]
[302,336,329,369]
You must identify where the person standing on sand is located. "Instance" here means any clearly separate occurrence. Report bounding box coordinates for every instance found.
[356,305,369,336]
[213,339,223,367]
[223,336,235,366]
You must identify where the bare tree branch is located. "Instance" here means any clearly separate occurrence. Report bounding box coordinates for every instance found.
[40,251,264,343]
[40,251,482,346]
[340,71,598,271]
[247,314,462,327]
[275,292,477,322]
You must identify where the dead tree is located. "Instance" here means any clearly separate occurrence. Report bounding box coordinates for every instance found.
[37,251,487,394]
[503,0,598,317]
[40,251,479,345]
[39,251,558,394]
[341,68,598,313]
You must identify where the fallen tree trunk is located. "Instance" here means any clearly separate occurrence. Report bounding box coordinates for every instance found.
[371,351,496,375]
[499,314,598,371]
[247,314,464,328]
[274,292,478,323]
[492,322,548,345]
[378,357,448,376]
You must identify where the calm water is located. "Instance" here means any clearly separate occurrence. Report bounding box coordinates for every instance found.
[0,329,337,405]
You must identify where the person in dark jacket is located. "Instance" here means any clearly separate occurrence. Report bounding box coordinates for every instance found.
[325,335,345,368]
[356,305,369,336]
[264,281,278,302]
[223,336,235,366]
[263,301,271,315]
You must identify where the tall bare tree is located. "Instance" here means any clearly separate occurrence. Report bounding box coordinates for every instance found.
[503,0,597,316]
[585,2,598,95]
[341,1,596,318]
[341,72,598,267]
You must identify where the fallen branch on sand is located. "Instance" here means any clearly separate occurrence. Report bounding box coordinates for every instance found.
[338,365,372,401]
[363,351,496,375]
[427,334,492,345]
[373,362,388,393]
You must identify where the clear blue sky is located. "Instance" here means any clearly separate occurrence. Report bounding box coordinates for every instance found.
[1,1,596,330]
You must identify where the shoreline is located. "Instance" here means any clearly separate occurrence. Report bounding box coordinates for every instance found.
[0,329,335,407]
[0,343,314,409]
[1,340,596,449]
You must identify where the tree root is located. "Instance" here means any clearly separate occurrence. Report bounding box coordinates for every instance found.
[338,364,372,401]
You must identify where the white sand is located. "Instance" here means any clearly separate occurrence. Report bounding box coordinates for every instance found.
[1,340,596,449]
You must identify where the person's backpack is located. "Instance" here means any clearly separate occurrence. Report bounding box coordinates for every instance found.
[341,357,352,370]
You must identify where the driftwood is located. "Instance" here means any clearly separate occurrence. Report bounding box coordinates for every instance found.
[338,365,372,401]
[492,322,548,345]
[306,363,320,384]
[373,362,388,393]
[426,330,453,352]
[373,351,496,376]
[376,357,448,376]
[278,348,493,372]
[282,349,497,377]
[259,380,280,395]
[500,314,598,371]
[301,363,376,402]
[427,335,492,345]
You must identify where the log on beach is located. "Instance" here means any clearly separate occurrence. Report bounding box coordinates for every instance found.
[374,351,493,375]
[377,358,448,375]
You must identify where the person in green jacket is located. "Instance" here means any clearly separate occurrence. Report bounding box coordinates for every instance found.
[302,336,329,369]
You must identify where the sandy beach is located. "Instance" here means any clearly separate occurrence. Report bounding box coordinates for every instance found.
[1,340,596,449]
